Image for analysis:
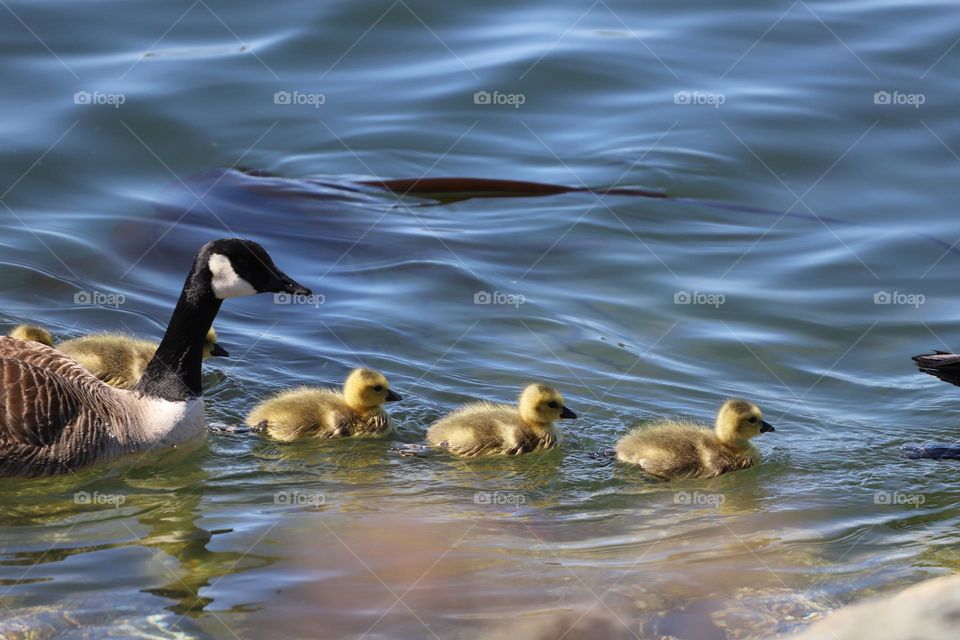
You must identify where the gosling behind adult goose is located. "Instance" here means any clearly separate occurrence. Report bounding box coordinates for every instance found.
[426,383,577,456]
[58,327,227,389]
[9,325,228,389]
[8,324,55,346]
[247,368,401,441]
[0,238,309,477]
[615,399,774,479]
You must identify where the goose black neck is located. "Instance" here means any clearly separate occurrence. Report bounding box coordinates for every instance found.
[134,260,221,402]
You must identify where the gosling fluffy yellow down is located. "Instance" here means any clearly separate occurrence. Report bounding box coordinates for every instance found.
[426,383,577,456]
[615,399,775,479]
[8,324,55,346]
[8,324,227,389]
[246,368,401,441]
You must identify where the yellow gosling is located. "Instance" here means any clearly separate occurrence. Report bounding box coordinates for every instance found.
[56,327,227,389]
[615,399,775,479]
[8,324,55,347]
[427,383,577,456]
[247,368,401,441]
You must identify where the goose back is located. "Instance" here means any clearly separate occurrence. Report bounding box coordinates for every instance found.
[0,337,141,476]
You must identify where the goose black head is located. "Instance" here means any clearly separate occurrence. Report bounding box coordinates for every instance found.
[200,238,311,300]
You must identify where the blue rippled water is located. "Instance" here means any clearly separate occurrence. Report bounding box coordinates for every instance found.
[2,1,960,638]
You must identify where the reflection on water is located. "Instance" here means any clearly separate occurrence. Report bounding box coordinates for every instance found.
[0,461,277,638]
[4,0,960,637]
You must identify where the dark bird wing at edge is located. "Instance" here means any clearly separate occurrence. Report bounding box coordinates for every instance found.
[913,350,960,387]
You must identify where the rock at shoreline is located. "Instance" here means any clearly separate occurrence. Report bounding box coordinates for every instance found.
[788,575,960,640]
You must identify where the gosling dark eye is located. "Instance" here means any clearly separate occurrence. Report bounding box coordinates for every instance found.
[547,401,559,409]
[748,416,758,423]
[372,385,384,392]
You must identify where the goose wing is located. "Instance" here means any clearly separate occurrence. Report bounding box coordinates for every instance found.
[0,335,99,376]
[913,350,960,387]
[0,337,117,476]
[0,356,85,446]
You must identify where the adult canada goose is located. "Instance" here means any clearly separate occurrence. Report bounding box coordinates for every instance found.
[8,325,228,389]
[426,383,577,456]
[614,399,774,479]
[0,238,310,477]
[246,368,401,441]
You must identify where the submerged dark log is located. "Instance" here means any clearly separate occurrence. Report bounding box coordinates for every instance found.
[357,177,670,203]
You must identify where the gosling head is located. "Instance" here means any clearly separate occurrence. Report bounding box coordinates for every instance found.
[9,324,55,347]
[518,383,577,427]
[202,327,229,359]
[201,238,311,300]
[715,399,775,445]
[343,368,402,413]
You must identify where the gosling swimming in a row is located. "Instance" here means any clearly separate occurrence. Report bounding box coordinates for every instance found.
[247,374,773,479]
[615,399,774,479]
[426,383,576,456]
[8,324,227,390]
[0,239,774,480]
[246,368,401,441]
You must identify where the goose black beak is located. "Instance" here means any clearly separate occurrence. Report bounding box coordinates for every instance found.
[385,389,402,402]
[560,406,577,419]
[268,271,311,296]
[211,344,230,358]
[760,420,775,433]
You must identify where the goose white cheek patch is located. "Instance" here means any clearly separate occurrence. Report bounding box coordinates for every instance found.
[208,253,256,299]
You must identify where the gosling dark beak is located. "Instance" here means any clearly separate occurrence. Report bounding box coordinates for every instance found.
[760,420,775,433]
[560,406,577,419]
[210,344,230,358]
[385,389,402,402]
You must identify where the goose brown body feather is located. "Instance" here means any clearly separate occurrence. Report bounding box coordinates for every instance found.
[0,337,132,476]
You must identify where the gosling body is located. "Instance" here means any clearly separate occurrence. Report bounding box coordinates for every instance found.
[247,368,400,441]
[59,329,225,389]
[427,384,577,456]
[8,324,54,346]
[615,399,774,479]
[9,325,227,390]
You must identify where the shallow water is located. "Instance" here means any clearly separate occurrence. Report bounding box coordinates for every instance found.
[2,0,960,638]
